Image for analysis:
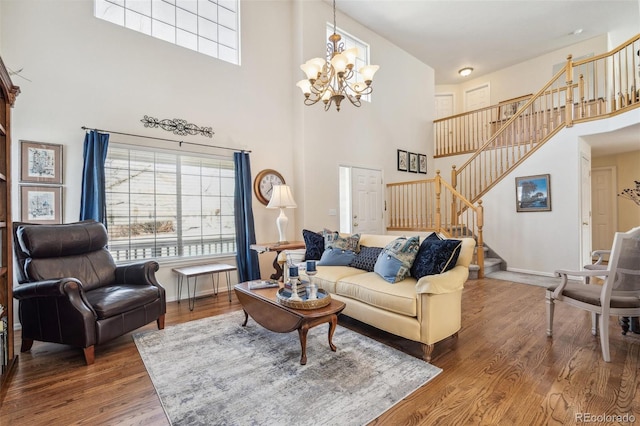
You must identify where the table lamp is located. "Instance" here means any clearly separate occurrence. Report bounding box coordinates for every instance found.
[267,184,297,244]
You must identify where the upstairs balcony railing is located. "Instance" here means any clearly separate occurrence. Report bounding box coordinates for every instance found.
[387,171,485,277]
[436,33,640,203]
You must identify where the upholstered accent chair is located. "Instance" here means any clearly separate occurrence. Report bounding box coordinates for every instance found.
[13,220,166,365]
[546,226,640,362]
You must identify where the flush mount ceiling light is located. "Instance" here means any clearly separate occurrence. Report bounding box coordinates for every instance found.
[458,67,474,77]
[296,0,379,112]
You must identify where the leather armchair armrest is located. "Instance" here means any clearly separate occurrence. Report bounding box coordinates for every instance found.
[14,278,85,299]
[115,261,160,287]
[13,278,97,318]
[415,265,469,295]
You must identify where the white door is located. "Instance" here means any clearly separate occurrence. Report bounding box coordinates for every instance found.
[591,167,617,252]
[464,83,490,112]
[435,94,454,119]
[580,154,592,267]
[351,167,383,235]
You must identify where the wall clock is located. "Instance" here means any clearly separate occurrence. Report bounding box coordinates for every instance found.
[254,169,285,206]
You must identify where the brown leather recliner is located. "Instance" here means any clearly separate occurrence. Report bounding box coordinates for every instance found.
[13,220,166,365]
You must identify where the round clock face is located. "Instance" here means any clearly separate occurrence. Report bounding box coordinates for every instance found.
[254,169,285,205]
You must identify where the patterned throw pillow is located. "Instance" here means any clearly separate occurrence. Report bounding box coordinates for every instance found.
[302,229,325,261]
[318,248,357,266]
[322,229,360,252]
[373,236,420,283]
[410,239,463,279]
[349,246,384,272]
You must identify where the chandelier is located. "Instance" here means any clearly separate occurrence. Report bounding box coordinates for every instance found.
[296,0,379,112]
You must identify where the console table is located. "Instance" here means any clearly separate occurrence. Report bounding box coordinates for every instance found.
[172,263,237,311]
[250,241,305,280]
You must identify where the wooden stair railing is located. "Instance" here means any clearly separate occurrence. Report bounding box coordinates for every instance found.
[387,171,485,278]
[444,33,640,204]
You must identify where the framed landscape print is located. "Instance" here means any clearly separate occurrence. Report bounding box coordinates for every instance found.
[397,149,408,171]
[408,152,418,173]
[20,141,63,184]
[21,185,62,224]
[498,94,532,120]
[515,174,551,212]
[418,154,427,174]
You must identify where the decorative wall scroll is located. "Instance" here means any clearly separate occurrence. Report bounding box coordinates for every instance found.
[141,115,214,138]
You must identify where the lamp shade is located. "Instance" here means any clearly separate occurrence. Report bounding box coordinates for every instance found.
[266,185,297,209]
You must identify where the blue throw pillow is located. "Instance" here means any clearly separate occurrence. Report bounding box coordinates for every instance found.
[318,248,357,266]
[374,254,404,283]
[373,236,420,283]
[349,246,383,272]
[303,229,324,261]
[411,239,463,279]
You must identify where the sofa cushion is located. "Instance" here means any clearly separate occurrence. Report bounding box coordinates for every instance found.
[336,272,418,317]
[374,236,420,283]
[318,248,357,266]
[302,229,324,261]
[349,246,384,272]
[411,239,463,279]
[304,266,367,293]
[323,229,360,252]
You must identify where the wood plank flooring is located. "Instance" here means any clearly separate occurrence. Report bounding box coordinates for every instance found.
[1,278,639,425]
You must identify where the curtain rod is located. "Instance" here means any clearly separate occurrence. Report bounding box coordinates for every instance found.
[81,126,250,153]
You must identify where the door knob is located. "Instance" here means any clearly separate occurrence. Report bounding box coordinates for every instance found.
[353,222,359,227]
[582,222,589,225]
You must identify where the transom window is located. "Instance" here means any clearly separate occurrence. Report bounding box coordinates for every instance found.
[327,24,372,102]
[105,144,236,262]
[94,0,240,65]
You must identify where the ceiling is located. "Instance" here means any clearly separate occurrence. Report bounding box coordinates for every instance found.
[331,0,640,155]
[332,0,640,85]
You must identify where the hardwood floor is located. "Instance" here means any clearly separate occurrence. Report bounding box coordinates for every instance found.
[1,278,639,425]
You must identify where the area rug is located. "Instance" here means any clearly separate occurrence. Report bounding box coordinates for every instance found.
[133,311,442,426]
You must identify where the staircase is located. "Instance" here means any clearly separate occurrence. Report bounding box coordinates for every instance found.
[388,34,640,278]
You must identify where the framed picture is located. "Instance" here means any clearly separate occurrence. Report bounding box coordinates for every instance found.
[515,174,551,212]
[20,140,63,184]
[397,149,408,171]
[418,154,427,174]
[408,152,418,173]
[498,94,532,120]
[21,185,62,224]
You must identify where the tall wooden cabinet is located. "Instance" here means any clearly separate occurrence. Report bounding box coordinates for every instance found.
[0,55,20,390]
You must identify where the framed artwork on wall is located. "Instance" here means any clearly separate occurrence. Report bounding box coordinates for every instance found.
[515,174,551,212]
[21,185,63,224]
[408,152,418,173]
[20,140,63,184]
[397,149,408,171]
[418,154,427,174]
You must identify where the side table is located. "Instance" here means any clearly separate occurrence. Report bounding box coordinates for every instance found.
[172,263,237,311]
[250,241,305,280]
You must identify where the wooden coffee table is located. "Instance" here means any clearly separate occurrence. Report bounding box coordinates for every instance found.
[234,282,346,365]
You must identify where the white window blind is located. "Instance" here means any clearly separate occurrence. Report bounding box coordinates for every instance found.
[105,144,236,261]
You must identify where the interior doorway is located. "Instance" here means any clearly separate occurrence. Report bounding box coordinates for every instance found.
[339,166,383,234]
[464,83,490,112]
[591,166,617,252]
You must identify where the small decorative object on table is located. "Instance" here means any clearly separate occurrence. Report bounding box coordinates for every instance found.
[288,266,303,301]
[306,260,318,300]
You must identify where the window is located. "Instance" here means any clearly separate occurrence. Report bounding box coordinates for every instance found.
[94,0,240,65]
[327,24,372,102]
[105,144,236,261]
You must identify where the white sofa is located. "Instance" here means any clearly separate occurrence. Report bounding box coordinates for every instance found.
[292,234,476,361]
